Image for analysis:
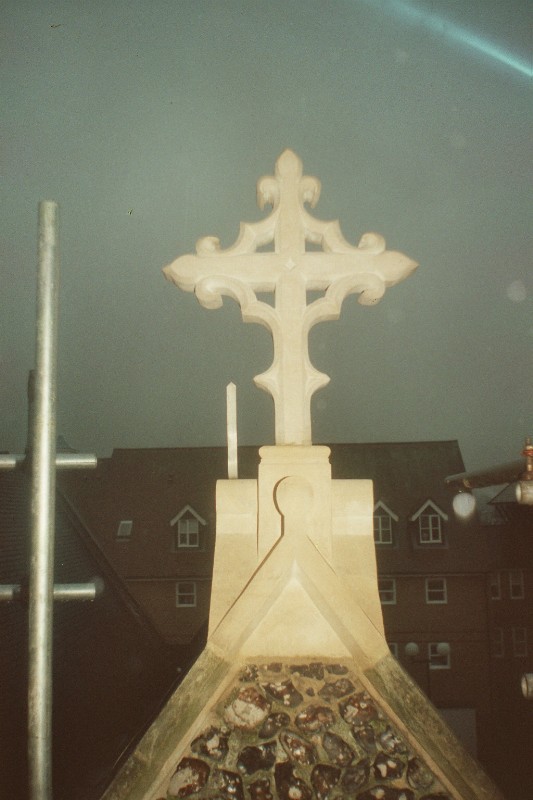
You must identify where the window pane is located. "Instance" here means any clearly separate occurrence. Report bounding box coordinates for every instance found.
[426,577,447,603]
[116,520,133,539]
[419,514,442,544]
[512,627,528,657]
[177,518,200,548]
[428,642,451,669]
[176,581,197,607]
[489,572,501,600]
[509,570,524,600]
[378,578,396,604]
[374,515,393,544]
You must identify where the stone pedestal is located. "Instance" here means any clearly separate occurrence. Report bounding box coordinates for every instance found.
[210,446,385,665]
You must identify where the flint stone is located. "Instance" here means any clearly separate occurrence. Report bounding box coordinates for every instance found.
[168,757,210,798]
[295,704,336,733]
[225,687,270,729]
[357,788,414,800]
[191,726,229,762]
[379,726,408,755]
[261,679,303,707]
[351,723,377,754]
[321,731,355,766]
[290,663,325,680]
[318,678,355,701]
[407,757,434,790]
[280,731,318,764]
[341,758,371,793]
[237,741,277,775]
[373,752,405,780]
[258,711,290,738]
[325,664,349,675]
[310,763,341,799]
[339,692,378,724]
[249,777,274,800]
[216,768,244,800]
[240,665,258,682]
[275,761,312,800]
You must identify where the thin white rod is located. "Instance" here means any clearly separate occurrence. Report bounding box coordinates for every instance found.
[226,382,238,479]
[28,200,59,800]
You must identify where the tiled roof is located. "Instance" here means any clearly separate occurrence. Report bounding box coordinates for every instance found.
[327,440,465,518]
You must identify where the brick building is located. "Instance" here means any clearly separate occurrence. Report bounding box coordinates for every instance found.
[0,468,180,800]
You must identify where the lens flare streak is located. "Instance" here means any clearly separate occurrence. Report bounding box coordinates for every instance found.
[362,0,533,78]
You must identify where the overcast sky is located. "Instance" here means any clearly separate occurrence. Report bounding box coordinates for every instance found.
[2,0,532,472]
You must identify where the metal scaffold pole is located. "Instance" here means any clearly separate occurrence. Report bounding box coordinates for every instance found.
[28,200,59,800]
[0,203,99,798]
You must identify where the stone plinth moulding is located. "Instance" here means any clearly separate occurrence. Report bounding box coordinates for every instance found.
[164,149,417,445]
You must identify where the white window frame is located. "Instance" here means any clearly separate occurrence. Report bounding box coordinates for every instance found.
[491,627,504,658]
[512,627,528,657]
[176,581,197,608]
[489,571,501,600]
[374,514,393,544]
[428,642,451,670]
[177,517,200,549]
[116,520,133,540]
[373,501,398,546]
[378,577,397,605]
[425,577,447,604]
[410,500,448,545]
[419,514,442,543]
[170,505,206,552]
[509,570,524,600]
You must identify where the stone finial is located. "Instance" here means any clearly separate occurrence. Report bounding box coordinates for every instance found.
[164,149,417,445]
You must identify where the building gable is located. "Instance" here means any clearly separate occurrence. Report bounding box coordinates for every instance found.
[410,498,449,522]
[373,499,399,521]
[170,505,207,527]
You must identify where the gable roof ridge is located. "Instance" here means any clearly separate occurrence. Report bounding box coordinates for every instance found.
[410,498,449,522]
[373,499,399,521]
[170,504,207,527]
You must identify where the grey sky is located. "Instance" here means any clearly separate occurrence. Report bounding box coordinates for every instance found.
[2,0,532,471]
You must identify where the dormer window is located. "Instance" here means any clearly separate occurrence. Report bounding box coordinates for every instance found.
[420,513,442,543]
[178,517,199,548]
[170,506,206,551]
[410,500,448,546]
[373,501,398,545]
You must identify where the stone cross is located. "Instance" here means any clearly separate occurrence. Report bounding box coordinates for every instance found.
[164,149,417,445]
